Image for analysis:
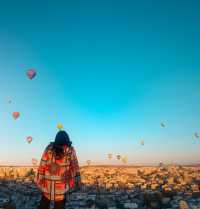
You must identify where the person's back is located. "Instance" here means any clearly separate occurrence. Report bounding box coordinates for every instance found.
[36,131,81,209]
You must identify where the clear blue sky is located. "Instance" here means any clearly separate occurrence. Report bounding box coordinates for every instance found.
[0,0,200,166]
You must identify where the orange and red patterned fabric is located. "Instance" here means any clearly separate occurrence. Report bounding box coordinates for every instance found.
[36,143,81,201]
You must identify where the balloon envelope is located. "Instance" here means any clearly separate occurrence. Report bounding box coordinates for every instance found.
[161,122,166,128]
[57,123,63,130]
[86,160,91,166]
[27,136,33,143]
[116,155,121,160]
[122,156,128,164]
[32,158,38,166]
[27,69,36,79]
[108,153,113,160]
[12,112,20,120]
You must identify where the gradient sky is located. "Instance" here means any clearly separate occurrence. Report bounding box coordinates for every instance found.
[0,0,200,166]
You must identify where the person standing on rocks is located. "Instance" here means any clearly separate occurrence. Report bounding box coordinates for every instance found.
[36,130,81,209]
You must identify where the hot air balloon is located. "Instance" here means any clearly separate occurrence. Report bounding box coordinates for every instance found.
[161,122,166,128]
[140,140,144,146]
[12,112,20,120]
[108,153,113,160]
[122,156,128,164]
[32,158,38,166]
[116,155,121,160]
[27,69,36,79]
[194,132,199,138]
[26,136,33,144]
[57,123,63,130]
[86,160,91,166]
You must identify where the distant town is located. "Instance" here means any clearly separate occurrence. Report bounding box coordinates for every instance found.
[0,165,200,209]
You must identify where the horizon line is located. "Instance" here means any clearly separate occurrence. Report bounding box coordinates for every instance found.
[0,163,200,168]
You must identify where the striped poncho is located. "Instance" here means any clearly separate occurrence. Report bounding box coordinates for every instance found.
[36,143,81,201]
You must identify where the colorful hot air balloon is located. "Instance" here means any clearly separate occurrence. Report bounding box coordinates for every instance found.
[108,153,113,160]
[194,132,199,138]
[12,112,20,120]
[122,156,128,164]
[116,155,121,160]
[27,69,36,79]
[161,122,166,128]
[140,140,144,146]
[32,158,38,166]
[26,136,33,144]
[57,123,63,130]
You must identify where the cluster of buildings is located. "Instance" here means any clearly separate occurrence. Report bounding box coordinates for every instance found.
[0,165,200,209]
